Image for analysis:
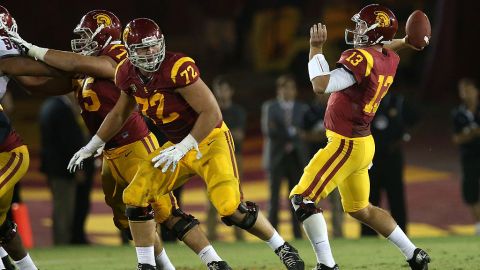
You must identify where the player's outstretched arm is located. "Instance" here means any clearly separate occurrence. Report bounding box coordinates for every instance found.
[308,23,330,94]
[67,91,136,172]
[0,56,62,77]
[14,75,72,96]
[385,37,423,51]
[6,29,116,80]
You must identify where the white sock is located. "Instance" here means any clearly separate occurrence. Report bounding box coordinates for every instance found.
[475,222,480,235]
[387,225,416,259]
[136,246,156,266]
[0,247,8,257]
[155,249,175,270]
[266,231,285,250]
[303,213,336,267]
[14,254,38,270]
[198,245,222,265]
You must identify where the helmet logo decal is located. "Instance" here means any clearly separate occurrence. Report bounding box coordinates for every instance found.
[374,11,390,27]
[122,26,130,43]
[93,13,112,27]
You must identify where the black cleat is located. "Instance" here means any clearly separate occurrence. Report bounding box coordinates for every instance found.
[313,263,340,270]
[1,256,16,270]
[275,242,305,270]
[137,263,156,270]
[207,261,233,270]
[407,248,430,270]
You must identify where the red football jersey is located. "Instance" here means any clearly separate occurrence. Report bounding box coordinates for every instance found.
[115,51,200,143]
[324,47,400,137]
[75,44,149,149]
[0,129,23,152]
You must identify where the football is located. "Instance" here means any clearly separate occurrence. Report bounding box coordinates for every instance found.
[406,10,431,49]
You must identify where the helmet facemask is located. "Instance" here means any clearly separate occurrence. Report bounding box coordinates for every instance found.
[0,14,17,35]
[71,24,111,56]
[127,35,165,73]
[345,13,380,47]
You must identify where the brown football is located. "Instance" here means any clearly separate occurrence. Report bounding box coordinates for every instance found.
[406,10,431,49]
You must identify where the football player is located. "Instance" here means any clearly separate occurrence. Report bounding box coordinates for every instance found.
[4,10,230,270]
[59,18,304,270]
[289,4,430,270]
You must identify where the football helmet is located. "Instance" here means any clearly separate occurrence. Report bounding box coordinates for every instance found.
[345,4,398,47]
[122,18,165,72]
[0,5,17,37]
[71,10,121,55]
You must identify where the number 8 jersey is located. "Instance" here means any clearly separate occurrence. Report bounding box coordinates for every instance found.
[115,51,201,144]
[324,47,400,137]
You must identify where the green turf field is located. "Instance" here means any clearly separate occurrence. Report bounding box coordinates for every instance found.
[29,236,479,269]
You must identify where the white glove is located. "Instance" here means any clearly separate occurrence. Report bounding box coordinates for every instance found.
[152,134,202,173]
[5,27,48,60]
[67,135,105,173]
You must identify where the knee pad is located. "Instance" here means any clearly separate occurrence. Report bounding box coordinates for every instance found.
[170,209,200,240]
[291,194,322,222]
[125,205,154,221]
[221,201,258,230]
[0,219,17,244]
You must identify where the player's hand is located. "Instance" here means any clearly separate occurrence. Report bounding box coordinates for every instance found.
[94,143,105,158]
[4,28,32,53]
[67,147,95,173]
[403,36,424,51]
[310,23,327,49]
[151,134,202,173]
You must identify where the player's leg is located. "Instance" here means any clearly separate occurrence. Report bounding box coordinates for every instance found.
[341,163,430,269]
[153,193,232,270]
[190,126,304,270]
[0,146,38,270]
[289,136,358,270]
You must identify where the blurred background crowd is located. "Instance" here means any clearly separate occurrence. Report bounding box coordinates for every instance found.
[1,0,479,246]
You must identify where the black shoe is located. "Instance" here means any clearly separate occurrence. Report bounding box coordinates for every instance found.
[407,248,430,270]
[207,261,232,270]
[314,263,339,270]
[274,242,305,270]
[137,263,156,270]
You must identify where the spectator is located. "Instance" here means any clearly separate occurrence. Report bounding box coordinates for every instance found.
[208,76,246,241]
[39,94,93,245]
[261,74,308,239]
[301,93,344,238]
[361,92,418,236]
[452,78,480,236]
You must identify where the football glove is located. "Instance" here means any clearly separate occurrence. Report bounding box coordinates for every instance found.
[67,135,105,173]
[152,134,202,173]
[5,27,48,60]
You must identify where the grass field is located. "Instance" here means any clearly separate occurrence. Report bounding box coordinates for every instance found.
[29,236,479,270]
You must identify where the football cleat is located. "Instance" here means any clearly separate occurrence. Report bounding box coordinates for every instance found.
[313,263,340,270]
[207,261,233,270]
[407,248,430,270]
[275,242,305,270]
[137,263,156,270]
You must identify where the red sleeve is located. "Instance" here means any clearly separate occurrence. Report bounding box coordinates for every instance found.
[337,49,372,84]
[104,44,128,64]
[114,58,134,95]
[169,55,200,87]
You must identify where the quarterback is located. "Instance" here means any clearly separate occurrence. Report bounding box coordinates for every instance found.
[289,4,431,270]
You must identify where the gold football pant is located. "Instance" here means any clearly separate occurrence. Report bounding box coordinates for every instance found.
[101,133,179,228]
[106,123,241,217]
[0,145,29,225]
[290,130,375,212]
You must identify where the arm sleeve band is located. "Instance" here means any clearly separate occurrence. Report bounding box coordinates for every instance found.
[324,68,357,93]
[308,54,330,80]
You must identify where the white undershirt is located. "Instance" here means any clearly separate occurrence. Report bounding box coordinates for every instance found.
[324,67,357,93]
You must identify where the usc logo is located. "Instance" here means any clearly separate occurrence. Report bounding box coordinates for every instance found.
[93,13,112,27]
[122,26,130,43]
[374,11,390,27]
